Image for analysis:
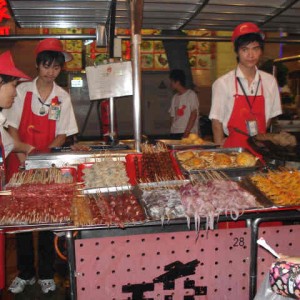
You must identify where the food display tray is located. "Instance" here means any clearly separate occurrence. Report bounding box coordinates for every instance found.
[248,136,300,162]
[239,176,300,209]
[25,151,133,169]
[83,185,132,195]
[238,177,275,208]
[138,179,190,190]
[157,139,218,150]
[51,144,129,152]
[174,147,262,178]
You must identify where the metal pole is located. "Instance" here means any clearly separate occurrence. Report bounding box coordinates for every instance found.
[0,34,298,44]
[65,231,77,300]
[132,34,142,152]
[249,218,260,300]
[109,97,115,136]
[129,0,142,152]
[249,212,300,300]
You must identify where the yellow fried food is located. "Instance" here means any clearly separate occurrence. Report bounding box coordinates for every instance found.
[181,138,190,144]
[236,152,258,167]
[251,170,300,206]
[194,138,205,145]
[176,151,195,161]
[213,153,232,166]
[188,133,199,141]
[185,157,207,169]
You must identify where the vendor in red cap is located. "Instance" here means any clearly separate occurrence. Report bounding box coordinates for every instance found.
[0,51,33,293]
[4,38,78,295]
[0,51,33,162]
[209,22,282,153]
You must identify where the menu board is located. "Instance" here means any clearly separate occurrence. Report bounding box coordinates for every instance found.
[119,29,215,72]
[86,61,133,100]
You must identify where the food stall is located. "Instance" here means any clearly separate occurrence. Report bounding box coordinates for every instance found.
[0,1,300,300]
[0,137,299,299]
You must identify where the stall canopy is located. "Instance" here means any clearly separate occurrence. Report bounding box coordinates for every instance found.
[7,0,300,35]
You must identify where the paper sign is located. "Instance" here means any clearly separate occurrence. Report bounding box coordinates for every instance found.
[86,61,133,100]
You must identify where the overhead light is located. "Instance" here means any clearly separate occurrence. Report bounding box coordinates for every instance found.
[84,40,94,46]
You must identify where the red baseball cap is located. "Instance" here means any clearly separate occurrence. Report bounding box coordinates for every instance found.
[231,22,265,42]
[0,51,31,81]
[35,38,73,62]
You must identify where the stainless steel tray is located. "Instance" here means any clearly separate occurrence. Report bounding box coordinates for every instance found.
[138,179,190,190]
[174,147,261,176]
[25,151,134,169]
[83,185,132,195]
[157,139,218,150]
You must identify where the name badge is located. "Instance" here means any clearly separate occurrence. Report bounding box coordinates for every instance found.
[246,120,258,136]
[48,104,61,121]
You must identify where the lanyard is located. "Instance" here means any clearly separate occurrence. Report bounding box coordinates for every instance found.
[236,75,260,112]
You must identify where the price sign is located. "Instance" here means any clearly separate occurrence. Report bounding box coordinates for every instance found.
[86,61,133,100]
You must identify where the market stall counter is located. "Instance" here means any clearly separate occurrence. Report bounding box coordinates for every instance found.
[1,143,299,299]
[3,207,300,300]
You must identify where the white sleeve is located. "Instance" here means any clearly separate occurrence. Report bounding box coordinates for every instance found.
[2,88,24,129]
[169,95,176,117]
[209,79,226,122]
[268,77,282,119]
[1,127,14,158]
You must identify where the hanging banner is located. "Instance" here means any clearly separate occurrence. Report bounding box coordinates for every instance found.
[86,61,133,100]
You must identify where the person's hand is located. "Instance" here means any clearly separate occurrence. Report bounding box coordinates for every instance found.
[18,153,26,162]
[26,145,35,155]
[277,254,300,263]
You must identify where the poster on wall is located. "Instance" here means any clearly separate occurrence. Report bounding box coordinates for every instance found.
[86,61,133,100]
[119,29,215,72]
[46,28,83,71]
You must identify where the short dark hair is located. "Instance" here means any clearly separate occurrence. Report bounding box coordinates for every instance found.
[169,69,186,87]
[36,50,65,68]
[0,74,18,84]
[234,33,264,53]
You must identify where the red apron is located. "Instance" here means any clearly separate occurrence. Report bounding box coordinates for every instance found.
[223,75,266,157]
[5,92,56,181]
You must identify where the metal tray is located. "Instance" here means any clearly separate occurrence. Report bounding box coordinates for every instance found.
[83,185,132,195]
[238,177,275,208]
[242,173,300,208]
[157,139,218,150]
[51,144,129,152]
[138,179,190,190]
[25,151,133,169]
[174,147,261,177]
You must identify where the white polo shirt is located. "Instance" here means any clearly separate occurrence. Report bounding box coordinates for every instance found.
[0,112,14,158]
[209,67,282,135]
[3,78,78,137]
[169,89,199,134]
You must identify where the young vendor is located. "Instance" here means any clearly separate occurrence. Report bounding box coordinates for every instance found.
[0,51,33,168]
[4,38,78,294]
[209,22,282,150]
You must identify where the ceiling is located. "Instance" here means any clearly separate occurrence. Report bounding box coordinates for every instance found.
[7,0,300,35]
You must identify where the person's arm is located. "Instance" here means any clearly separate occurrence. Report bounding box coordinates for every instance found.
[7,126,34,165]
[48,134,66,148]
[278,254,300,264]
[212,119,226,146]
[13,140,35,154]
[183,110,197,138]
